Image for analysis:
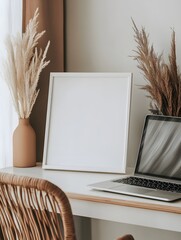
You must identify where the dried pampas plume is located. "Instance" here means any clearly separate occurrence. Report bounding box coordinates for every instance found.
[132,20,181,116]
[3,8,50,118]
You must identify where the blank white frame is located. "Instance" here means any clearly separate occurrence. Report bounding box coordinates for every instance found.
[43,72,132,173]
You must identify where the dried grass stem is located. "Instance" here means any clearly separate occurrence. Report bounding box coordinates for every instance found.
[3,8,50,118]
[132,20,181,116]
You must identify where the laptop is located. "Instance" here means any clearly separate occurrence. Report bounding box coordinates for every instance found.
[89,115,181,202]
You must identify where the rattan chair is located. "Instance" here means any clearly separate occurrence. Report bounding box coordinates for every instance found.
[0,172,135,240]
[0,172,76,240]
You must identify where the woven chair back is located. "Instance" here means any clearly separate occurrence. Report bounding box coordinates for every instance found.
[0,173,76,240]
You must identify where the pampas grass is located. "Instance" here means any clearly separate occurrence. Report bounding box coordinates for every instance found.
[132,20,181,116]
[3,8,50,119]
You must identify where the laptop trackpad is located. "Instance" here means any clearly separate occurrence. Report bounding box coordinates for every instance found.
[112,185,149,194]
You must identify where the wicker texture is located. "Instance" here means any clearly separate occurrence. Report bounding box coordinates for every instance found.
[0,173,76,240]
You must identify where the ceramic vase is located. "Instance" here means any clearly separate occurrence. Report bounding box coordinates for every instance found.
[13,118,36,167]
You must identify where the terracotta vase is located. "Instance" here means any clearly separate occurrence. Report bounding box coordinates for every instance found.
[13,118,36,167]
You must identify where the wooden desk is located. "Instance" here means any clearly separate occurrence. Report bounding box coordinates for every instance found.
[1,165,181,233]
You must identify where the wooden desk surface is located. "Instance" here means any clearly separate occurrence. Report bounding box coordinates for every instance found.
[1,164,181,232]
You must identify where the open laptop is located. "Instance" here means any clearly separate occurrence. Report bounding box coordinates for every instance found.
[89,115,181,202]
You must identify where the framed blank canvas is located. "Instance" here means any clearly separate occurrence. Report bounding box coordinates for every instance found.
[43,72,132,173]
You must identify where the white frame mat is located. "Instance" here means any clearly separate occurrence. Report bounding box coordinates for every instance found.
[43,72,132,173]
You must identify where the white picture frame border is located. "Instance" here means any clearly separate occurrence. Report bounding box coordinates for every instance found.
[43,72,132,173]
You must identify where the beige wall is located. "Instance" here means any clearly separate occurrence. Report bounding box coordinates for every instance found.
[65,0,181,239]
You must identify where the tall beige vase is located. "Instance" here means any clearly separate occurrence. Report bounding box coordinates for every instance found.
[13,118,36,167]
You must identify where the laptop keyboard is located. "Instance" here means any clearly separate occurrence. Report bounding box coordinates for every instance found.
[113,177,181,193]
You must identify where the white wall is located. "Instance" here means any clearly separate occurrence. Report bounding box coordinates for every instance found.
[65,0,181,239]
[91,220,181,240]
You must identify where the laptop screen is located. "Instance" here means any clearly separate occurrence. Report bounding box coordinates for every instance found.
[135,115,181,181]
